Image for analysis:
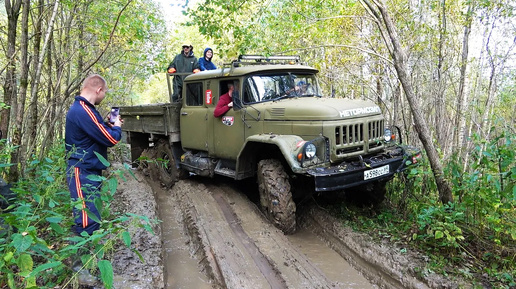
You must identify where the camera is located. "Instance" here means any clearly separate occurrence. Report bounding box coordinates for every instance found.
[109,107,120,123]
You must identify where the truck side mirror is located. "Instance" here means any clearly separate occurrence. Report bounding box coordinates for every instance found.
[233,91,243,111]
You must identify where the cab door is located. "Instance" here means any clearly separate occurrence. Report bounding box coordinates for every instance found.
[211,80,245,160]
[180,81,209,151]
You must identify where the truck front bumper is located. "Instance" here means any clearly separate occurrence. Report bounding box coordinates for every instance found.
[307,146,421,192]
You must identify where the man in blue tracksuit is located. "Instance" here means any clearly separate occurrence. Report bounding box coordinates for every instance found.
[65,74,122,236]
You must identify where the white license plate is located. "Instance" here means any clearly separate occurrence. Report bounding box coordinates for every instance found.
[364,165,390,180]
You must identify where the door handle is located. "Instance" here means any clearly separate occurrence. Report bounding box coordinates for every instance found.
[181,112,188,115]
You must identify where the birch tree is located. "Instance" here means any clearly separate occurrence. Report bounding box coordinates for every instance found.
[360,0,454,204]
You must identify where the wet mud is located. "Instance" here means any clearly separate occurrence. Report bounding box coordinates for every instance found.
[110,167,164,288]
[112,168,468,289]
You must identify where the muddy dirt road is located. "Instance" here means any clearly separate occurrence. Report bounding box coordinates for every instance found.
[112,168,463,289]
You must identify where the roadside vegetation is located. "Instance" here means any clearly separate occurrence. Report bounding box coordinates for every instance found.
[0,141,156,288]
[327,123,516,288]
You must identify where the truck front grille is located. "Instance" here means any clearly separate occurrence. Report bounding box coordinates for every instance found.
[334,120,384,156]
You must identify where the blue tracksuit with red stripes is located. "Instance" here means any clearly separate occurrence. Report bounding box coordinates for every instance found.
[65,96,121,235]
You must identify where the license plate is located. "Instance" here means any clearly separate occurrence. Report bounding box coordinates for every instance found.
[364,165,390,180]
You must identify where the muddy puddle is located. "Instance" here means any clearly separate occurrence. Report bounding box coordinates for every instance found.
[287,227,376,288]
[153,181,214,289]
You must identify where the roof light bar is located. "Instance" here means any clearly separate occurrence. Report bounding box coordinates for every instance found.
[238,55,300,62]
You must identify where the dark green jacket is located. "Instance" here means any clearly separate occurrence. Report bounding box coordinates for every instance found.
[168,50,199,72]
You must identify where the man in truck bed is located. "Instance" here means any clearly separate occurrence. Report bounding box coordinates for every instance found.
[167,44,200,102]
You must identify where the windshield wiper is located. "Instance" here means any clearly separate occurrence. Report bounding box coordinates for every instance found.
[273,93,294,101]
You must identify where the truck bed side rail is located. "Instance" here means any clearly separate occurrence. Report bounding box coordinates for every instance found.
[120,103,181,139]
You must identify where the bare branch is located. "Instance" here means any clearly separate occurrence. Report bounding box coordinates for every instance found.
[280,44,393,65]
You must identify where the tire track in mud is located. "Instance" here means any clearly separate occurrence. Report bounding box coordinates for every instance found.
[298,205,458,289]
[175,179,275,288]
[172,177,374,289]
[211,190,287,289]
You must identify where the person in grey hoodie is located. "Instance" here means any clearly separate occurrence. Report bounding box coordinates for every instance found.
[167,44,200,102]
[199,47,217,71]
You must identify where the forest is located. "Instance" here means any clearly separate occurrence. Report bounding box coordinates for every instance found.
[0,0,515,287]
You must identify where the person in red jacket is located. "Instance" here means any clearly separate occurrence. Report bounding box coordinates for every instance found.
[214,83,235,117]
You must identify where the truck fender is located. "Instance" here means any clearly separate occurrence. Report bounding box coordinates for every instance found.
[236,134,306,175]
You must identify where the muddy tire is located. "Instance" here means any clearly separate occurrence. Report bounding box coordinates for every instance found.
[257,159,296,234]
[139,147,157,177]
[155,139,185,187]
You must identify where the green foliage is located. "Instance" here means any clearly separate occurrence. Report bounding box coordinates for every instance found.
[0,143,158,288]
[413,203,466,251]
[63,0,167,111]
[451,122,516,243]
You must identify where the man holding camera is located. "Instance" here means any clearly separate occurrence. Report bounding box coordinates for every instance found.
[65,74,123,236]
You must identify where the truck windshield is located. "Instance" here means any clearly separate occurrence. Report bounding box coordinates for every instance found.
[243,73,321,103]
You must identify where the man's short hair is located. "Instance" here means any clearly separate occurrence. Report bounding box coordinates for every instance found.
[82,74,107,90]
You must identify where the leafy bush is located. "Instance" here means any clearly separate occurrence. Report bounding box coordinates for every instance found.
[453,126,516,244]
[413,203,466,251]
[0,143,156,288]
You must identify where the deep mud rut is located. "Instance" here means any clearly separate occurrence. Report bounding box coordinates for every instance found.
[111,168,467,289]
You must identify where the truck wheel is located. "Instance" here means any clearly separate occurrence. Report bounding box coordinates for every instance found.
[257,159,296,234]
[155,140,183,187]
[139,148,157,177]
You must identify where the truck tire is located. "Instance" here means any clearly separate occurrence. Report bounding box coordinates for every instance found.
[257,159,297,234]
[139,148,157,177]
[155,139,184,187]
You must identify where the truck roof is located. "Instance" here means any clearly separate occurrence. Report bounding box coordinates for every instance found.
[184,64,319,81]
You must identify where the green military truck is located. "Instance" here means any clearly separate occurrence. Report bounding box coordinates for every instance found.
[120,55,421,234]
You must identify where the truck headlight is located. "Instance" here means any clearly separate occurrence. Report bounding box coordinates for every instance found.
[305,143,316,159]
[297,136,328,167]
[384,128,394,142]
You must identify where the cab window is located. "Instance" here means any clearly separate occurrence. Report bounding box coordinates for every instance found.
[243,73,320,104]
[219,80,235,99]
[185,82,203,106]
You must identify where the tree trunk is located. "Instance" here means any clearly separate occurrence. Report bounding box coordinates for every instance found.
[27,0,43,141]
[453,4,472,156]
[25,0,60,160]
[1,0,22,142]
[8,0,30,181]
[361,0,454,204]
[435,0,447,155]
